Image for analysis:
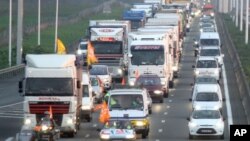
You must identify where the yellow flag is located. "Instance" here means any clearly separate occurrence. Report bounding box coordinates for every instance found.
[87,41,98,65]
[57,38,66,54]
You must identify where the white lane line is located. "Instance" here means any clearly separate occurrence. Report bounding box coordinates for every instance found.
[155,139,160,141]
[222,64,233,130]
[171,94,174,97]
[158,129,163,133]
[93,124,97,127]
[0,115,23,119]
[168,99,172,103]
[166,105,170,109]
[164,112,168,115]
[5,137,14,141]
[0,101,24,109]
[0,112,23,116]
[85,134,90,138]
[161,120,165,123]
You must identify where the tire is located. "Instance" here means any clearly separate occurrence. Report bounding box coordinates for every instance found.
[68,132,74,138]
[189,134,194,139]
[219,134,224,139]
[141,130,149,139]
[169,80,174,88]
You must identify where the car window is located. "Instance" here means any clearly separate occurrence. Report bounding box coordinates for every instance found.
[195,92,219,101]
[196,60,217,68]
[109,94,143,110]
[192,110,220,119]
[195,77,217,84]
[91,78,99,86]
[200,49,220,56]
[90,66,108,75]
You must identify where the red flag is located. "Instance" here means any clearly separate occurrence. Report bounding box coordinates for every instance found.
[121,77,126,85]
[135,70,139,80]
[49,105,53,119]
[87,41,98,65]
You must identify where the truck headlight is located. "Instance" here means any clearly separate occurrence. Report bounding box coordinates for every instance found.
[67,118,73,125]
[195,70,199,75]
[129,81,135,86]
[77,49,82,55]
[24,119,31,125]
[154,90,162,94]
[118,68,122,74]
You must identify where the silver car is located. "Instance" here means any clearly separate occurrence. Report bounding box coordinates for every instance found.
[90,76,104,103]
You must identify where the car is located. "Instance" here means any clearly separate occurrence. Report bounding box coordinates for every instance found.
[99,120,136,141]
[187,108,225,139]
[76,39,88,55]
[190,84,223,111]
[107,88,150,138]
[200,27,216,33]
[89,65,112,90]
[90,76,104,103]
[190,76,220,93]
[135,74,167,103]
[192,57,221,81]
[198,46,224,67]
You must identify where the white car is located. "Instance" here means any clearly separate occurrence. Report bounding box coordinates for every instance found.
[190,84,223,111]
[193,57,221,81]
[90,65,112,90]
[187,108,225,139]
[199,46,224,66]
[90,76,104,103]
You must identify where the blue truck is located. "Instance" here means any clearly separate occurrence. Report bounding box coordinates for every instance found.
[122,10,146,30]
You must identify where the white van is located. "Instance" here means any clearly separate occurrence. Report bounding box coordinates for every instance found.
[81,71,94,122]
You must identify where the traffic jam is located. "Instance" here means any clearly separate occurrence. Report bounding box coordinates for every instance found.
[16,0,227,140]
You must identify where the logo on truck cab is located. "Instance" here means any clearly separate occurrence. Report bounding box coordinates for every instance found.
[99,29,114,32]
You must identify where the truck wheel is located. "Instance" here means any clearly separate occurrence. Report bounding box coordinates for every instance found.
[169,80,174,88]
[68,132,74,138]
[164,89,169,98]
[141,130,149,139]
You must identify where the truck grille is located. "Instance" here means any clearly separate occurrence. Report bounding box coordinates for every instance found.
[36,114,63,126]
[29,102,70,114]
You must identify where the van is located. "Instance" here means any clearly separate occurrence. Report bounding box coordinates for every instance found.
[107,88,150,138]
[81,71,94,122]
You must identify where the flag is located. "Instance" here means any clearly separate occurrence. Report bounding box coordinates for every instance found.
[135,69,139,80]
[99,101,110,123]
[49,105,53,119]
[121,77,126,85]
[57,38,66,54]
[87,41,98,65]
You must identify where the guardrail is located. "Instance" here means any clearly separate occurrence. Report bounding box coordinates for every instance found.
[0,64,25,79]
[218,14,250,124]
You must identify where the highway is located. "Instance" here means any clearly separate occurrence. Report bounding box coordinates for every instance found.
[0,3,249,141]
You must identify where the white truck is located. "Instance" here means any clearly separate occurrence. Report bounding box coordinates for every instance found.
[139,26,181,77]
[127,31,173,96]
[88,20,131,82]
[18,54,82,137]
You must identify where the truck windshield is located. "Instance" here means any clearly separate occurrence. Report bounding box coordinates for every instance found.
[130,45,164,65]
[25,78,73,96]
[109,95,143,110]
[131,20,143,29]
[92,42,122,54]
[80,43,87,50]
[197,60,217,68]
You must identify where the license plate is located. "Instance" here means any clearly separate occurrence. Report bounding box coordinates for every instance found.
[201,129,212,133]
[42,135,50,138]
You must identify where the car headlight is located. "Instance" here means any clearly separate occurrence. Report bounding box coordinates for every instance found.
[77,49,82,55]
[194,105,201,110]
[154,90,162,94]
[161,81,166,85]
[100,134,110,139]
[194,41,198,45]
[24,119,31,125]
[216,121,224,128]
[173,66,178,71]
[82,105,91,110]
[41,125,49,131]
[195,70,199,75]
[200,29,203,32]
[189,122,197,128]
[126,134,135,139]
[67,118,73,125]
[118,68,123,74]
[186,24,190,28]
[129,81,135,86]
[211,13,214,16]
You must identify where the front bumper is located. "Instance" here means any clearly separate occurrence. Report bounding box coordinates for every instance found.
[189,127,224,136]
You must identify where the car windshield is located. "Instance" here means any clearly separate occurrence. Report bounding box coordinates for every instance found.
[90,66,108,75]
[196,92,219,101]
[90,78,99,86]
[79,43,87,50]
[192,110,221,119]
[200,49,220,56]
[136,76,161,86]
[196,60,217,68]
[201,23,213,28]
[109,94,143,110]
[104,120,133,129]
[200,39,219,46]
[195,77,217,84]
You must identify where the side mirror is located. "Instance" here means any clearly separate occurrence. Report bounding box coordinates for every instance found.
[222,97,225,101]
[192,65,195,68]
[190,83,194,86]
[128,54,133,58]
[77,80,81,89]
[18,81,23,93]
[220,44,223,47]
[189,98,192,102]
[186,117,190,121]
[55,128,60,133]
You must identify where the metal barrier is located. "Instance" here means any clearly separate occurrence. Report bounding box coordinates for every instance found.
[219,14,250,124]
[0,64,25,79]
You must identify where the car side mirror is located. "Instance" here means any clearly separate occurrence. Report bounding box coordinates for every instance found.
[189,98,192,102]
[186,117,190,121]
[190,83,194,86]
[220,44,223,47]
[18,81,23,93]
[88,65,92,70]
[221,54,224,58]
[128,54,133,58]
[192,65,195,68]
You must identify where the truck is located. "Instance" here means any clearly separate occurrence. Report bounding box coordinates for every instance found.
[122,10,146,30]
[18,54,82,137]
[138,26,181,77]
[127,31,172,97]
[87,20,131,82]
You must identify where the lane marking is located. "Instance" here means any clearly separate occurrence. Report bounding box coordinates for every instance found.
[161,120,165,123]
[168,99,172,103]
[158,129,163,133]
[166,105,170,109]
[222,64,233,130]
[171,94,174,97]
[0,101,24,109]
[164,112,168,115]
[85,134,90,138]
[5,137,14,141]
[0,115,23,119]
[93,124,97,127]
[155,139,160,141]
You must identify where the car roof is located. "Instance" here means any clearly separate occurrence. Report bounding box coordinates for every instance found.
[200,32,219,39]
[200,46,220,49]
[109,89,144,95]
